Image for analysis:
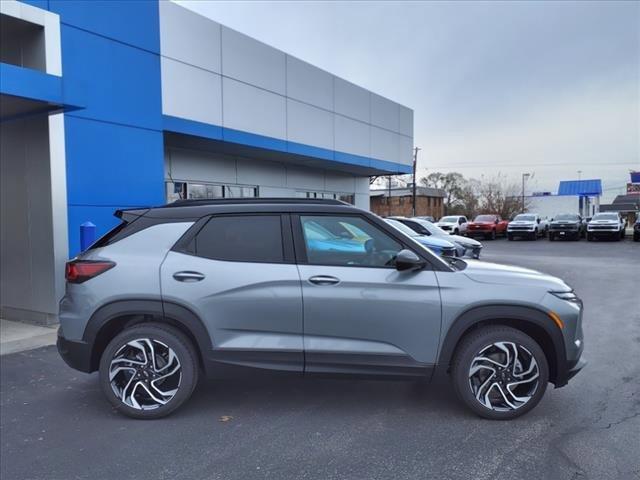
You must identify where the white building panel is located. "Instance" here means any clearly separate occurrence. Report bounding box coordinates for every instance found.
[161,57,222,126]
[286,56,333,110]
[166,148,237,184]
[398,135,413,166]
[371,126,399,164]
[222,77,286,139]
[221,26,286,95]
[324,171,356,193]
[287,99,333,150]
[334,77,370,123]
[371,93,399,132]
[286,165,326,190]
[159,1,221,74]
[399,106,413,137]
[334,115,370,159]
[236,157,286,186]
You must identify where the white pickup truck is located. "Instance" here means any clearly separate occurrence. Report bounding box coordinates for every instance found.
[507,213,549,240]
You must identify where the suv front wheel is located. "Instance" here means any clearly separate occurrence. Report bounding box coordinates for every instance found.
[99,323,199,419]
[451,326,549,420]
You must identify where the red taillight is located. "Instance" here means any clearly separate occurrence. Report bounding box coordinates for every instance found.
[65,260,115,284]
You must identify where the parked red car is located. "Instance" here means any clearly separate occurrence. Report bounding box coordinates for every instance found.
[467,214,508,240]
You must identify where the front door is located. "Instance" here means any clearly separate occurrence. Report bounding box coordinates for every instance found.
[293,214,442,376]
[160,214,303,372]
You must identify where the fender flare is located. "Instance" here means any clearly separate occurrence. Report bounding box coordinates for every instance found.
[436,304,566,381]
[83,299,212,373]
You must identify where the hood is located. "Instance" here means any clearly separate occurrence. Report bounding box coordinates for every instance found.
[414,235,455,248]
[469,221,494,226]
[462,260,569,290]
[449,234,481,246]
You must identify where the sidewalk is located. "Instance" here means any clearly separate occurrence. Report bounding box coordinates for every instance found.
[0,319,58,356]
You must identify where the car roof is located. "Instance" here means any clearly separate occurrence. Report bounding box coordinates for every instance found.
[118,198,363,220]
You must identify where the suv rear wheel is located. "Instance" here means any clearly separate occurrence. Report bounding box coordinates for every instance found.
[99,323,199,419]
[451,326,548,420]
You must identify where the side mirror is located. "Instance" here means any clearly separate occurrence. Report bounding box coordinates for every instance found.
[495,219,499,224]
[537,218,541,224]
[395,249,426,271]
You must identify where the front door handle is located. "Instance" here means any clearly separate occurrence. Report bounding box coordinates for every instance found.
[173,271,205,282]
[308,275,340,286]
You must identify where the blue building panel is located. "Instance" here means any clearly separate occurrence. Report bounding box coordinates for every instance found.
[59,25,162,131]
[49,0,161,53]
[64,115,165,207]
[558,179,602,196]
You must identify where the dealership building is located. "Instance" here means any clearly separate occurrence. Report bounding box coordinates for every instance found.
[0,0,414,324]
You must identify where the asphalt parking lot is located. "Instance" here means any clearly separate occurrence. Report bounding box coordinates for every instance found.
[1,237,639,480]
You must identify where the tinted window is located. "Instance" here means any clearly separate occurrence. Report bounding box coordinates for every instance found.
[195,215,284,263]
[300,216,402,267]
[555,214,579,221]
[474,215,496,222]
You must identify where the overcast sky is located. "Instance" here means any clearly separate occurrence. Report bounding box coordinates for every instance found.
[178,0,639,201]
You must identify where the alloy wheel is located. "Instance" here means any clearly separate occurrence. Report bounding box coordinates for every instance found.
[468,341,540,412]
[108,338,182,410]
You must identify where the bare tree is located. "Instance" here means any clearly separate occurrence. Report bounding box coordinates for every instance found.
[420,171,466,215]
[477,174,528,219]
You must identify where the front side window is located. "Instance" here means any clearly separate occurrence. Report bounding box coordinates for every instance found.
[194,215,284,263]
[300,216,402,267]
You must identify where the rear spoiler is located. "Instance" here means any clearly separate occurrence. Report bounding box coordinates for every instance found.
[114,208,150,223]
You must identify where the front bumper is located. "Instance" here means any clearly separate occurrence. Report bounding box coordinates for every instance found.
[555,357,587,387]
[57,329,93,373]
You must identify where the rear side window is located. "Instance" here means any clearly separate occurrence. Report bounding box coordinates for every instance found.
[194,215,284,263]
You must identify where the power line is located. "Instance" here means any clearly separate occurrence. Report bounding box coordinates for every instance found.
[423,161,638,169]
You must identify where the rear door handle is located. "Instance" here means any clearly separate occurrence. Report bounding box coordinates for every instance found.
[308,275,340,286]
[173,271,205,282]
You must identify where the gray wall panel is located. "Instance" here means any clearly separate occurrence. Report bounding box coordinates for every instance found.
[324,171,356,193]
[371,93,400,132]
[399,106,413,137]
[221,26,286,95]
[371,126,399,164]
[236,157,286,186]
[287,99,333,150]
[334,77,370,123]
[166,148,237,184]
[161,57,222,125]
[334,115,370,158]
[159,1,221,73]
[223,77,286,139]
[398,134,413,166]
[286,165,326,190]
[286,56,333,110]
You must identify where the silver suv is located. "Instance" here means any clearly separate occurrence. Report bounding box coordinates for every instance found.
[57,199,585,420]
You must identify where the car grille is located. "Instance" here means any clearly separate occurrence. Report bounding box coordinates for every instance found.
[440,225,451,230]
[509,226,532,231]
[551,224,578,230]
[589,225,617,231]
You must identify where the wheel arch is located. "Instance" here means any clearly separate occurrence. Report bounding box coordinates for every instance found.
[436,305,566,385]
[83,300,212,375]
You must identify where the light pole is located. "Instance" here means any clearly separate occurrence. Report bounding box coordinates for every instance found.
[412,146,421,216]
[522,173,531,213]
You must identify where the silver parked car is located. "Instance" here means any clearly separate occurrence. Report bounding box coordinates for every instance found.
[391,216,482,259]
[58,199,585,420]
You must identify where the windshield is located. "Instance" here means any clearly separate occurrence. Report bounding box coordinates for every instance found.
[411,218,448,236]
[592,213,618,221]
[513,214,536,222]
[385,219,419,237]
[439,216,458,223]
[474,215,496,222]
[555,213,579,221]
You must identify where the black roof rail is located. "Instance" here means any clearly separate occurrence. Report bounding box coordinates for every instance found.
[161,198,349,208]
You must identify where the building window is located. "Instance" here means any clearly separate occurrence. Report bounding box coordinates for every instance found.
[165,181,258,202]
[296,191,355,205]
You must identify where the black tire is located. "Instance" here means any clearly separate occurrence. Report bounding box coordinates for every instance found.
[99,322,199,419]
[548,233,554,241]
[574,233,580,241]
[454,228,459,235]
[491,229,496,240]
[451,326,549,420]
[587,233,593,241]
[634,233,639,242]
[507,233,513,241]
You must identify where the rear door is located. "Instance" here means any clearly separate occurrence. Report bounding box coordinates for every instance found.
[293,213,442,375]
[160,214,303,372]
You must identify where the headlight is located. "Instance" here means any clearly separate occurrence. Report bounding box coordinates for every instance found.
[550,290,582,305]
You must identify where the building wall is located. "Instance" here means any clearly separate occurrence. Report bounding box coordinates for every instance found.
[165,148,370,209]
[0,115,66,324]
[370,195,444,219]
[158,1,413,172]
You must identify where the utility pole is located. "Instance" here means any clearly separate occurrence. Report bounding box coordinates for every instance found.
[412,146,421,216]
[387,174,392,216]
[521,172,531,213]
